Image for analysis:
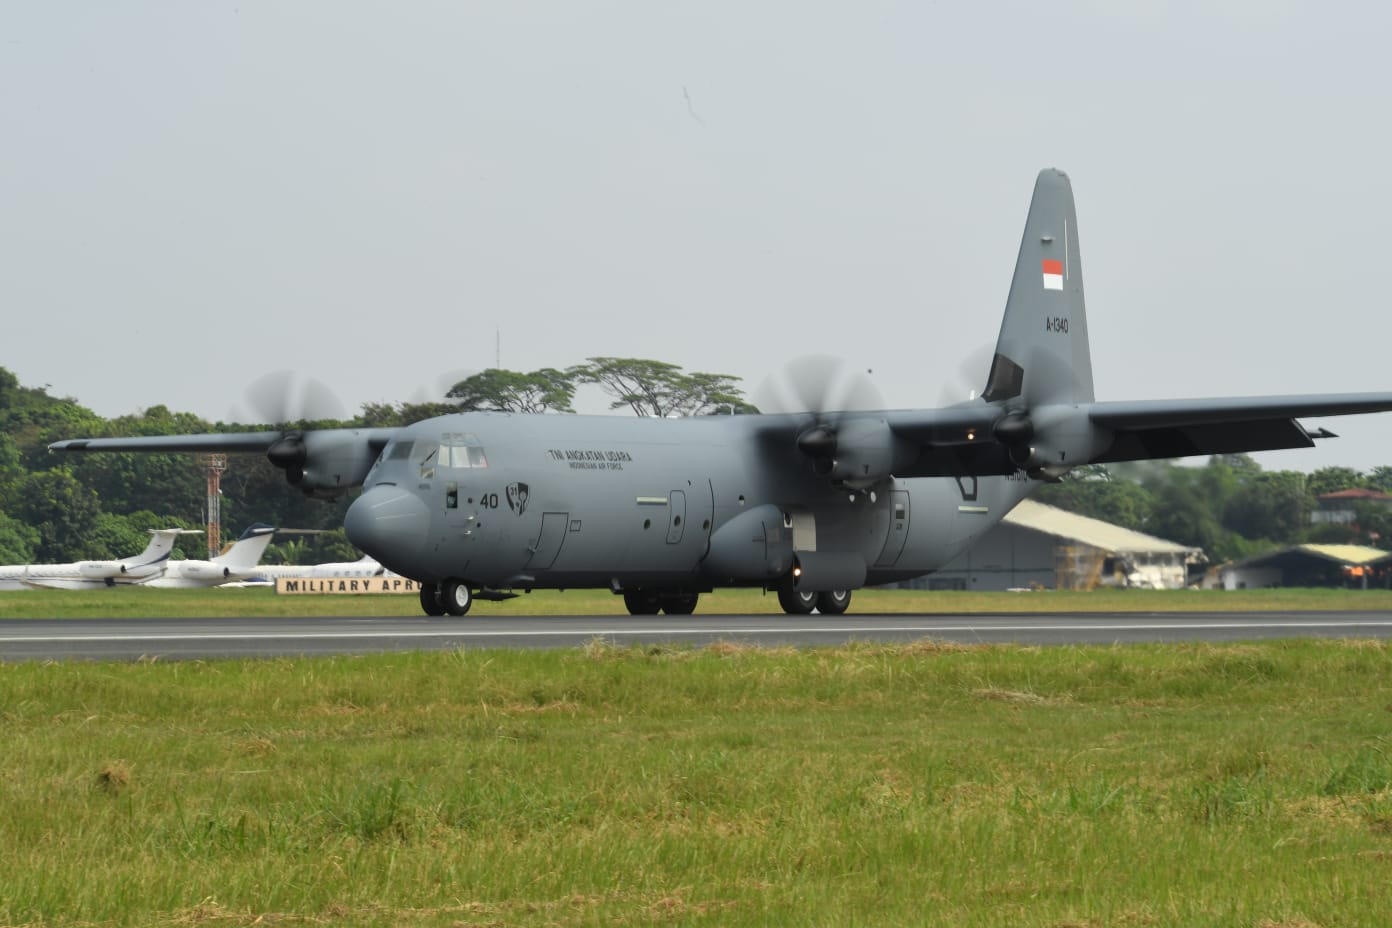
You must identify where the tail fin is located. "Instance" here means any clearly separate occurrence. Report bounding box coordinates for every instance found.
[982,169,1094,407]
[213,525,277,569]
[121,528,200,570]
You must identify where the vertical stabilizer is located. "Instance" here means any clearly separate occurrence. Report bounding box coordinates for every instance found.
[213,525,277,570]
[121,529,199,570]
[982,169,1094,407]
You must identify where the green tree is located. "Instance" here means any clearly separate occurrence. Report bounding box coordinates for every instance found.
[267,537,309,565]
[80,510,196,561]
[1035,464,1155,531]
[358,401,459,428]
[1306,466,1366,498]
[447,368,576,414]
[4,469,103,561]
[572,358,757,417]
[1142,465,1228,556]
[0,510,39,564]
[1225,471,1310,544]
[1365,466,1392,495]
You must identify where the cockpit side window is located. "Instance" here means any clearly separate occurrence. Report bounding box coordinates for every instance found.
[419,445,437,480]
[439,432,488,469]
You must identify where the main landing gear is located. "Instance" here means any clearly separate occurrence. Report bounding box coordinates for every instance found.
[419,581,472,616]
[777,587,852,615]
[623,590,701,616]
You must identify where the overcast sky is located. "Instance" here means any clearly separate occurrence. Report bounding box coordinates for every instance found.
[4,2,1390,471]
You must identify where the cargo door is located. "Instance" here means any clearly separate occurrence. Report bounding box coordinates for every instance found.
[526,511,570,569]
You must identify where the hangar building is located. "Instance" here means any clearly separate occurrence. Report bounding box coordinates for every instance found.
[1210,544,1392,590]
[904,499,1204,591]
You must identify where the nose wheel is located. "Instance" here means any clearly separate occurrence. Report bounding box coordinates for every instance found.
[441,580,473,616]
[420,580,472,616]
[419,584,446,616]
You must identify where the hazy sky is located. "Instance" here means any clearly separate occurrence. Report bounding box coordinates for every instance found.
[4,2,1391,471]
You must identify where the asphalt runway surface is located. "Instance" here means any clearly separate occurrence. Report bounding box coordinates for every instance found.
[4,611,1392,661]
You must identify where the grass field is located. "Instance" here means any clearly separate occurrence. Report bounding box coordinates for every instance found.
[4,585,1392,619]
[3,638,1392,926]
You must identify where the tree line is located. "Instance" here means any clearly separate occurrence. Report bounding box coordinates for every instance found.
[1,364,1387,566]
[1036,457,1392,563]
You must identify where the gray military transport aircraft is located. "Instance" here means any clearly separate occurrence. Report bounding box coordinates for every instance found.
[50,170,1392,617]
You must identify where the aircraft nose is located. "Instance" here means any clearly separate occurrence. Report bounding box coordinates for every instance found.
[345,485,429,565]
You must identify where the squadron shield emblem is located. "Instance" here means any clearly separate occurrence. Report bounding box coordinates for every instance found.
[505,482,530,516]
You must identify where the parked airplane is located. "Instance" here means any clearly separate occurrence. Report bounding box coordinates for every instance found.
[244,554,386,584]
[142,524,279,589]
[260,554,385,580]
[50,169,1392,616]
[2,529,199,591]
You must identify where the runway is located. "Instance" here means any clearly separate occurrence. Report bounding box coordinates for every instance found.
[4,611,1392,661]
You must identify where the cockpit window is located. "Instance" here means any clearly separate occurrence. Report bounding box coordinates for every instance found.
[387,441,414,461]
[439,432,488,469]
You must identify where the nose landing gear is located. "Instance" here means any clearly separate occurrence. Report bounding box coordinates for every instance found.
[419,580,473,616]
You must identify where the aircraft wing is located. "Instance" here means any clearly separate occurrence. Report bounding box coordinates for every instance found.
[1086,393,1392,463]
[50,428,401,499]
[49,433,287,453]
[881,392,1392,477]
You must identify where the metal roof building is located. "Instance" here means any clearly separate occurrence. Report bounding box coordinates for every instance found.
[904,499,1204,592]
[1211,544,1392,590]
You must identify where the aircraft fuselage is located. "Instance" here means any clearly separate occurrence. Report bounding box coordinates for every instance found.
[345,411,1032,595]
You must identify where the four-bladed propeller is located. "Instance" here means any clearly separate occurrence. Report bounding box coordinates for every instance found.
[757,357,906,488]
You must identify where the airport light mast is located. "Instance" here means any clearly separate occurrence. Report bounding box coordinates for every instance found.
[199,453,227,559]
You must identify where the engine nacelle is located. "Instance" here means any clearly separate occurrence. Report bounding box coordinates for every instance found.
[802,418,913,489]
[702,504,795,583]
[1005,404,1112,478]
[271,430,388,500]
[76,561,123,580]
[180,563,232,581]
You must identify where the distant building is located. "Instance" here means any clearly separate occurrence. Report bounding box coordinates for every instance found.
[900,499,1205,592]
[1311,487,1392,526]
[1209,544,1392,590]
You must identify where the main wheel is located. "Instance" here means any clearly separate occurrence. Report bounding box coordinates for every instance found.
[623,590,662,615]
[419,583,446,616]
[441,579,473,616]
[777,586,818,615]
[816,589,852,615]
[661,592,700,615]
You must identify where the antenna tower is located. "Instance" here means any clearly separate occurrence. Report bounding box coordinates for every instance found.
[199,454,228,559]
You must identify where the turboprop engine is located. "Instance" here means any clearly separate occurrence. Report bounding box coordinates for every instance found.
[990,404,1110,479]
[797,417,914,489]
[268,430,390,499]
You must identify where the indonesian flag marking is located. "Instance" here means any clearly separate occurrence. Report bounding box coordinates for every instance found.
[1041,258,1064,291]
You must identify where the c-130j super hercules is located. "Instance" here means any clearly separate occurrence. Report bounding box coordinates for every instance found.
[52,170,1392,616]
